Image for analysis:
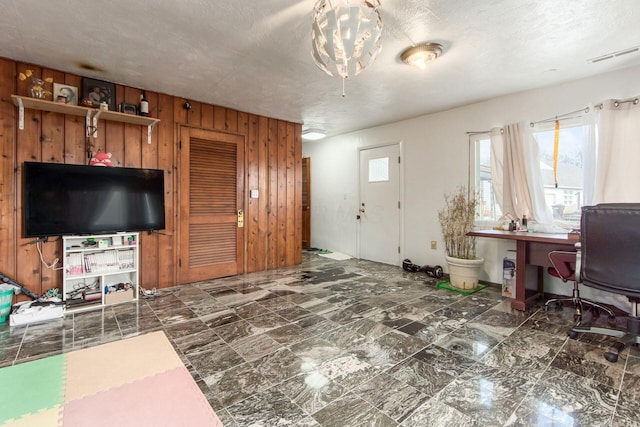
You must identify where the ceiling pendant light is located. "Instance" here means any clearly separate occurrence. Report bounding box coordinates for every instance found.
[400,42,444,70]
[311,0,383,96]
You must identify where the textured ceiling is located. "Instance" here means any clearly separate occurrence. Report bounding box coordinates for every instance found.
[2,0,640,138]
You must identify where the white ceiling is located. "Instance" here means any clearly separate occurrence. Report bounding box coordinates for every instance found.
[2,0,640,138]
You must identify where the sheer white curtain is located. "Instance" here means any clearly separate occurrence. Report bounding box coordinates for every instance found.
[592,97,640,203]
[498,122,555,228]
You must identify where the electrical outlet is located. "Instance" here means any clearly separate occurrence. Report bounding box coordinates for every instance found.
[431,240,437,250]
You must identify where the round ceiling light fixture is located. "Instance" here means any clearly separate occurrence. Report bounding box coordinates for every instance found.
[400,42,444,70]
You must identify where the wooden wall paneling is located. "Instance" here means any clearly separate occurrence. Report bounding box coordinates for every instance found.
[157,93,176,288]
[0,59,16,283]
[294,123,303,264]
[104,85,125,167]
[285,122,296,265]
[139,90,160,288]
[277,121,287,267]
[256,116,269,272]
[246,114,259,272]
[201,104,214,129]
[226,109,238,133]
[39,68,65,292]
[122,86,141,168]
[62,74,86,165]
[173,97,188,125]
[187,100,202,128]
[214,106,226,131]
[267,119,278,269]
[16,63,44,296]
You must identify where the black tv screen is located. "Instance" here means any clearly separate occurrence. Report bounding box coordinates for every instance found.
[23,162,166,237]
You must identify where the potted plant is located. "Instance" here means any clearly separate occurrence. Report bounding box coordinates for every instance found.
[438,186,484,289]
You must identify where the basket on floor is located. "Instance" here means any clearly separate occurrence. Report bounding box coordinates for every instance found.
[0,286,14,323]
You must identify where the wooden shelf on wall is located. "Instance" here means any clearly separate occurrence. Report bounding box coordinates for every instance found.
[11,95,160,143]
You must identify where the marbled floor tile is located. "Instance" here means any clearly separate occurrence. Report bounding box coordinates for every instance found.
[491,326,566,366]
[284,292,320,305]
[317,353,379,390]
[436,363,533,426]
[377,329,427,358]
[481,342,551,383]
[379,288,431,304]
[354,373,429,422]
[289,336,349,367]
[359,295,398,311]
[201,309,242,329]
[205,287,240,300]
[401,399,480,427]
[411,345,477,376]
[252,347,304,384]
[551,337,625,388]
[370,303,429,324]
[317,324,369,351]
[246,312,291,333]
[441,296,496,321]
[613,371,640,425]
[187,343,245,378]
[162,318,209,340]
[227,388,319,427]
[213,319,256,344]
[230,332,282,361]
[434,323,501,360]
[266,322,312,345]
[214,288,275,307]
[298,299,338,316]
[386,357,457,398]
[294,315,341,338]
[465,308,528,337]
[205,361,272,408]
[234,301,273,320]
[276,305,315,322]
[510,365,618,427]
[417,306,469,338]
[348,318,395,340]
[256,295,297,311]
[172,328,224,356]
[279,371,346,414]
[151,305,198,325]
[312,392,397,427]
[413,292,464,313]
[324,303,378,325]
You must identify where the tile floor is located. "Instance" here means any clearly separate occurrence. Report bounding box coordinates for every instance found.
[1,252,639,426]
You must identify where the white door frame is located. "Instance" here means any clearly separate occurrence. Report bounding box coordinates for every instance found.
[357,141,405,264]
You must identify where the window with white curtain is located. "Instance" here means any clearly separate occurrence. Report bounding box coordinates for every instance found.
[473,122,588,227]
[471,134,502,222]
[532,123,587,228]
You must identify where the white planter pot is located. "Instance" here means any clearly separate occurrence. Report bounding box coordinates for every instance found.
[445,256,485,290]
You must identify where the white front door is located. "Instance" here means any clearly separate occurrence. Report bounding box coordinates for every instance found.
[358,144,401,265]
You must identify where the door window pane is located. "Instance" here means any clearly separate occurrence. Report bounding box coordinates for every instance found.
[369,157,389,182]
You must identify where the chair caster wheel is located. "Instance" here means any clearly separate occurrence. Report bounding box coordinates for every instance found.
[567,330,579,339]
[604,352,619,363]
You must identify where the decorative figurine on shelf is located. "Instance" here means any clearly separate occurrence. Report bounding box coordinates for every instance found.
[18,69,53,100]
[89,151,114,167]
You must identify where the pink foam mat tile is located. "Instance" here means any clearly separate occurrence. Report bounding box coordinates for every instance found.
[61,366,222,427]
[64,331,183,403]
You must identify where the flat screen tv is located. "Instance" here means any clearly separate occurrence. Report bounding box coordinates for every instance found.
[23,162,166,238]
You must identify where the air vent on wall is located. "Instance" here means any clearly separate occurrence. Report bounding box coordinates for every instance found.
[588,46,639,64]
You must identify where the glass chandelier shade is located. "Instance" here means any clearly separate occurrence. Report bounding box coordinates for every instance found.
[311,0,383,79]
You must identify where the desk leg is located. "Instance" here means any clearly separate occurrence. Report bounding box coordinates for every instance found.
[511,240,527,311]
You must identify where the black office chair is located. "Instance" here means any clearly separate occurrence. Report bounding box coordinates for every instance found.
[570,203,640,363]
[545,250,615,321]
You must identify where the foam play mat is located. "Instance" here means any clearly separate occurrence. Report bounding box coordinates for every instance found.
[0,331,222,427]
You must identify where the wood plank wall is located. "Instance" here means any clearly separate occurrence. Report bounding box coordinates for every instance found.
[0,58,302,299]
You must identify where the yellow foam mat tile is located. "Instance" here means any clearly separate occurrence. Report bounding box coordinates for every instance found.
[0,406,61,427]
[64,331,183,403]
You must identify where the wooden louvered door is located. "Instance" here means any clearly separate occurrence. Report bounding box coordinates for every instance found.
[179,127,245,283]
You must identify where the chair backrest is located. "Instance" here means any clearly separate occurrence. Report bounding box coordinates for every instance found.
[580,203,640,299]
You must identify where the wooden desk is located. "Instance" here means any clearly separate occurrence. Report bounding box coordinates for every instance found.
[468,230,577,311]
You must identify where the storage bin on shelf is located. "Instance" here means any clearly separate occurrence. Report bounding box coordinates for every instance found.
[0,285,14,323]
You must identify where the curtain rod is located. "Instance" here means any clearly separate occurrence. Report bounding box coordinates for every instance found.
[530,106,590,127]
[465,129,503,136]
[595,97,640,109]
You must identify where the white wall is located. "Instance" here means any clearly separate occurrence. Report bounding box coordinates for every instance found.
[303,65,640,299]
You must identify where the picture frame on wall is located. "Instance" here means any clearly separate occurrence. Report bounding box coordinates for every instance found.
[53,83,79,106]
[81,77,116,111]
[119,102,137,115]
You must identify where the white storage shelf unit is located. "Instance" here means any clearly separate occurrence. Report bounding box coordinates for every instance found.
[63,233,139,311]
